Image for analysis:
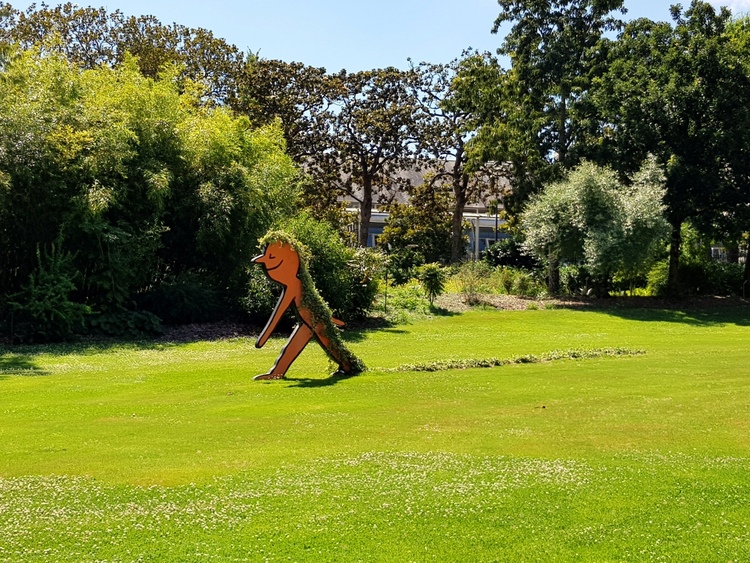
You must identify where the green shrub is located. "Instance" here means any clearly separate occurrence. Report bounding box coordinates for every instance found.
[494,267,545,298]
[347,248,383,319]
[387,247,424,286]
[86,311,162,339]
[453,261,493,305]
[138,271,226,324]
[702,261,744,296]
[512,271,535,297]
[647,258,744,296]
[490,267,513,294]
[417,263,447,305]
[484,237,538,270]
[449,264,546,300]
[388,280,430,313]
[8,245,89,343]
[559,265,594,296]
[646,260,670,296]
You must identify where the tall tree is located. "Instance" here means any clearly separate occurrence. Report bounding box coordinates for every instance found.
[591,1,750,291]
[231,58,356,230]
[232,58,334,160]
[493,0,626,166]
[456,0,626,225]
[0,2,244,103]
[412,55,506,262]
[310,68,422,247]
[719,15,750,286]
[450,51,545,225]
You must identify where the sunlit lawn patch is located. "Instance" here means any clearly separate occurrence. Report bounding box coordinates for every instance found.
[1,305,749,560]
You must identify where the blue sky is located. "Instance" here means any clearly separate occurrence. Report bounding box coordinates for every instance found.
[8,0,747,72]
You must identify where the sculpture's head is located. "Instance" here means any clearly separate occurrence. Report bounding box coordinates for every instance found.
[252,240,300,283]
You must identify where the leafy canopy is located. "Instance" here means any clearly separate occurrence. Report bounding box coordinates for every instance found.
[521,158,670,292]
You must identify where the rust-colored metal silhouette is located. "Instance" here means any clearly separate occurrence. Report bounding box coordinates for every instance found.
[251,234,363,380]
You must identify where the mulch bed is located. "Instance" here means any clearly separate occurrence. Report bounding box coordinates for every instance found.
[435,293,750,313]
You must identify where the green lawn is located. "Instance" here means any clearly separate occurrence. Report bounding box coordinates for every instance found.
[1,305,750,561]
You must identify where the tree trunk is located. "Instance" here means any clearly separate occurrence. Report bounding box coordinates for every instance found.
[726,243,739,264]
[557,87,569,164]
[547,253,560,295]
[450,174,468,263]
[358,175,373,247]
[667,220,682,295]
[744,240,750,298]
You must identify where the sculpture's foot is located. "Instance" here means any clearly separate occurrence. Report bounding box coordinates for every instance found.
[253,373,284,381]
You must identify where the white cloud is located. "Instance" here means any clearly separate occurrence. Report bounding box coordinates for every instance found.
[708,0,750,15]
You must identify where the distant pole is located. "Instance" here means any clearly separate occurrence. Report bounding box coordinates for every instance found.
[474,217,480,260]
[488,199,499,243]
[384,243,391,314]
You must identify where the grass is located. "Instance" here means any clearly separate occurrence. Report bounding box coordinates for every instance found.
[1,304,750,561]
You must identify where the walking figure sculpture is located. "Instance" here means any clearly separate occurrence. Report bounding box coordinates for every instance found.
[251,232,364,380]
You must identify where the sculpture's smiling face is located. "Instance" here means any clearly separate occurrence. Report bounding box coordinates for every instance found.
[252,241,300,282]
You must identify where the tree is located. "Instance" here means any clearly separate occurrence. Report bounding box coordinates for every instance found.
[451,48,565,230]
[379,177,453,266]
[234,63,425,244]
[231,58,356,233]
[0,48,298,339]
[453,0,625,227]
[310,68,423,247]
[232,58,334,160]
[0,2,244,103]
[590,1,750,291]
[717,15,750,287]
[520,159,670,295]
[412,55,506,263]
[493,0,626,166]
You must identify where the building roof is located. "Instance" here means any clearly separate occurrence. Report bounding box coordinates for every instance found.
[339,160,511,213]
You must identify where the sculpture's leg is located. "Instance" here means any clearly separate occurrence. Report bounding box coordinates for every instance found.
[254,323,313,380]
[312,322,351,374]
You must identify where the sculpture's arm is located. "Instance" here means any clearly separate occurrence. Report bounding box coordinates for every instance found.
[256,289,295,348]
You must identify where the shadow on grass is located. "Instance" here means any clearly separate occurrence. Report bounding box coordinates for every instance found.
[284,370,360,388]
[0,353,49,377]
[0,304,454,360]
[602,308,750,327]
[0,321,261,357]
[342,327,409,344]
[430,305,460,317]
[553,296,750,327]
